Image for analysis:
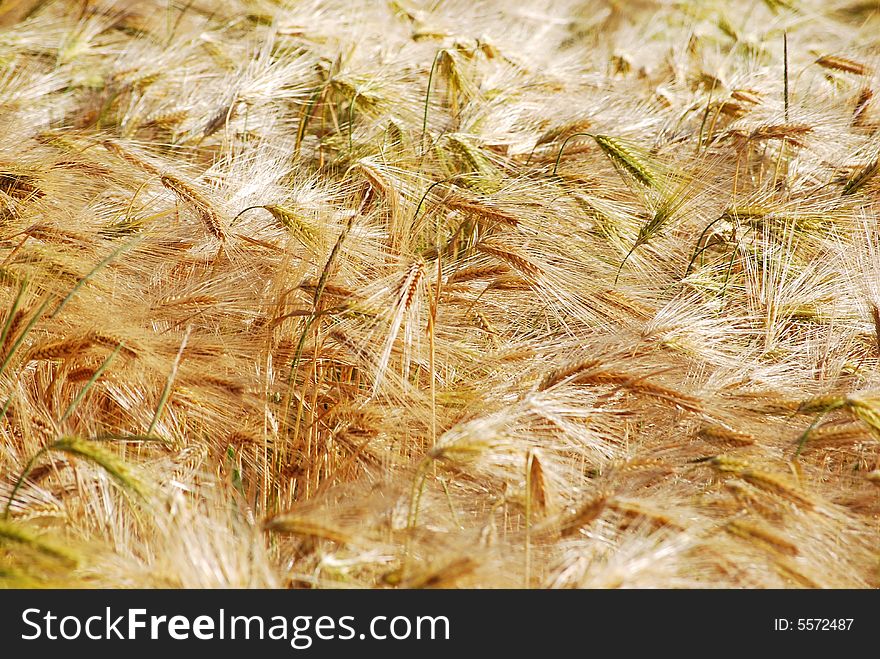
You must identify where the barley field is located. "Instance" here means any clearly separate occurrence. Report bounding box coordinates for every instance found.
[1,0,879,588]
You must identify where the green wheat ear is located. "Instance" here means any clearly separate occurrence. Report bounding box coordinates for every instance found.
[553,133,660,189]
[440,134,501,193]
[5,436,151,518]
[52,436,152,499]
[593,135,660,188]
[263,205,320,249]
[0,518,79,568]
[842,158,879,195]
[616,173,693,284]
[232,204,319,251]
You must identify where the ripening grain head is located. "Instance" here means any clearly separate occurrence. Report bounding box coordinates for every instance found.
[0,0,878,589]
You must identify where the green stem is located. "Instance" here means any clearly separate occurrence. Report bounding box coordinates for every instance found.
[60,344,122,424]
[552,132,595,175]
[412,174,469,225]
[421,50,443,151]
[0,281,27,350]
[0,297,51,379]
[50,239,139,320]
[148,331,189,435]
[783,32,789,123]
[685,214,733,276]
[4,447,50,519]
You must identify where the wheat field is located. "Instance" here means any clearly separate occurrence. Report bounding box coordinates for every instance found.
[0,0,879,588]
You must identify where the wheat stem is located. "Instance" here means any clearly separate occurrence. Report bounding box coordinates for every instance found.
[148,328,190,436]
[552,132,594,175]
